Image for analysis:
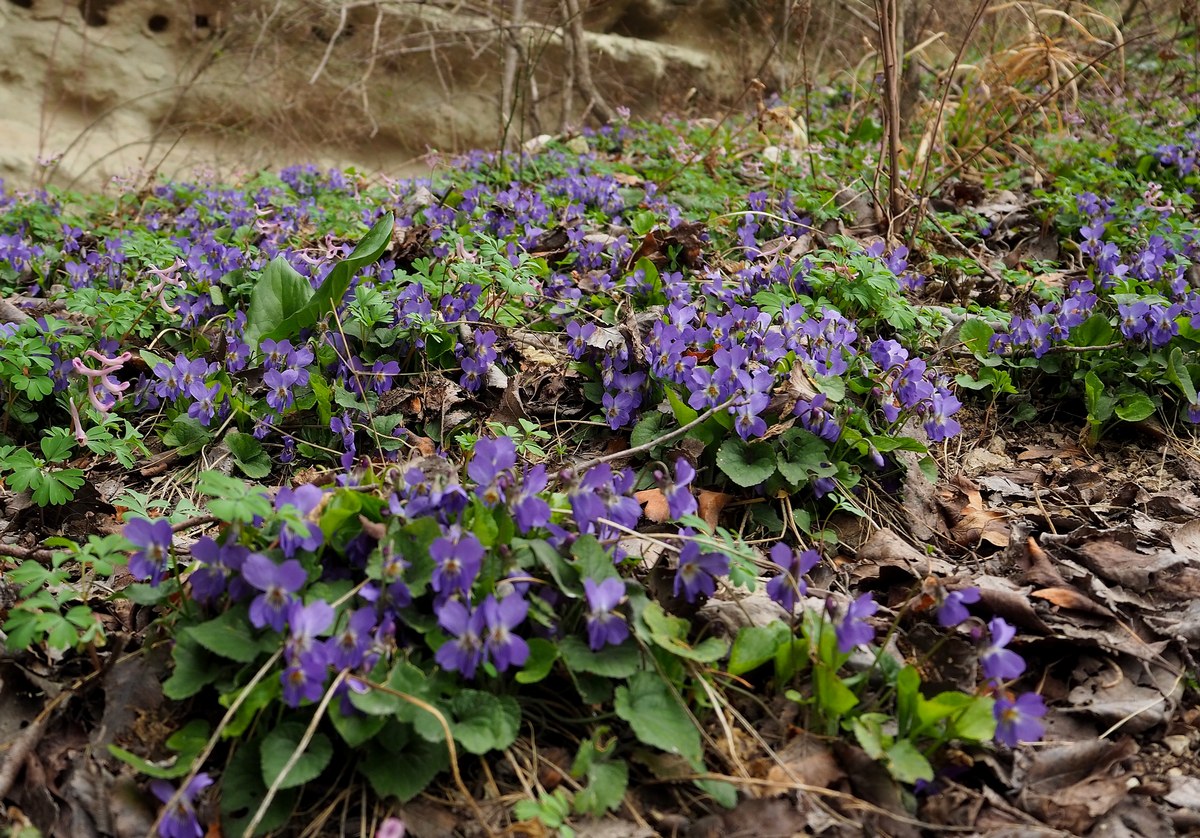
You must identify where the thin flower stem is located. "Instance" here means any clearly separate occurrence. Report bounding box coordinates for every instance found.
[148,650,283,838]
[566,395,740,475]
[348,675,496,835]
[246,670,348,836]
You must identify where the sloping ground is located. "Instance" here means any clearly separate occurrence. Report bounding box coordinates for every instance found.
[0,0,779,191]
[2,21,1200,838]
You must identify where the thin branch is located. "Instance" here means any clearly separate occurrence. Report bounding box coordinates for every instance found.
[561,0,614,124]
[309,3,350,86]
[566,395,740,475]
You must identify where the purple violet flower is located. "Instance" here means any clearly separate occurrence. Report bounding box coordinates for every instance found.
[469,435,516,506]
[264,368,300,411]
[980,617,1026,682]
[241,553,307,632]
[583,577,629,650]
[836,593,878,653]
[435,599,486,678]
[480,593,530,672]
[993,691,1046,747]
[674,541,729,603]
[664,458,698,520]
[430,527,484,596]
[512,465,551,533]
[937,587,981,627]
[150,773,212,838]
[328,607,377,670]
[276,484,325,558]
[125,517,174,586]
[765,543,820,613]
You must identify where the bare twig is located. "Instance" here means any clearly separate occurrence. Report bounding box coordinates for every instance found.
[309,3,350,86]
[0,691,73,802]
[874,0,903,233]
[566,395,740,475]
[561,0,614,124]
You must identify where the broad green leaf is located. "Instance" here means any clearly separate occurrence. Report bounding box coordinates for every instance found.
[851,715,886,760]
[885,739,934,784]
[1115,391,1155,422]
[814,664,858,718]
[243,256,314,347]
[1084,370,1115,424]
[348,661,430,718]
[776,431,836,486]
[694,778,738,809]
[958,318,994,355]
[163,416,212,456]
[575,760,629,816]
[728,623,791,676]
[614,671,703,769]
[665,387,698,425]
[440,690,520,755]
[221,740,298,836]
[571,534,619,582]
[260,723,333,790]
[184,608,266,663]
[630,411,666,449]
[260,212,395,343]
[1070,312,1114,348]
[716,437,777,487]
[225,431,273,479]
[108,720,209,779]
[640,601,728,662]
[946,694,997,742]
[516,637,559,684]
[218,677,281,738]
[918,456,938,483]
[1168,347,1198,405]
[869,435,927,454]
[358,729,449,802]
[559,635,641,678]
[161,634,216,699]
[330,702,387,748]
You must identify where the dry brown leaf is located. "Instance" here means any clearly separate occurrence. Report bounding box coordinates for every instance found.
[855,527,931,577]
[1020,537,1069,588]
[696,489,730,530]
[1030,586,1113,618]
[764,733,843,788]
[634,488,670,523]
[941,474,1010,549]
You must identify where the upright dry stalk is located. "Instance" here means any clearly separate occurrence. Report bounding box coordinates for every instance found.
[501,0,526,147]
[906,0,990,248]
[561,0,614,124]
[874,0,903,235]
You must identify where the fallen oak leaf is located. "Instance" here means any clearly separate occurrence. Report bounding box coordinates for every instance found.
[697,489,731,530]
[939,474,1010,549]
[1030,586,1114,618]
[1021,537,1070,588]
[634,488,670,523]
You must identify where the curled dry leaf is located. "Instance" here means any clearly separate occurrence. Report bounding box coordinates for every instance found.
[939,474,1010,549]
[696,489,730,530]
[1020,537,1069,588]
[1030,587,1113,618]
[633,488,670,523]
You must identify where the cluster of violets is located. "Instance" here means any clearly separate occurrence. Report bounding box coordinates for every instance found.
[1155,127,1200,178]
[993,186,1200,420]
[0,140,966,496]
[0,134,1046,831]
[124,436,1042,786]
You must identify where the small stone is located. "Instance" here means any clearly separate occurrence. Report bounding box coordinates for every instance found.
[1168,767,1184,777]
[1163,735,1190,757]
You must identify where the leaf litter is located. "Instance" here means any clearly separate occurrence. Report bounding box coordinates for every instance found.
[5,21,1200,838]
